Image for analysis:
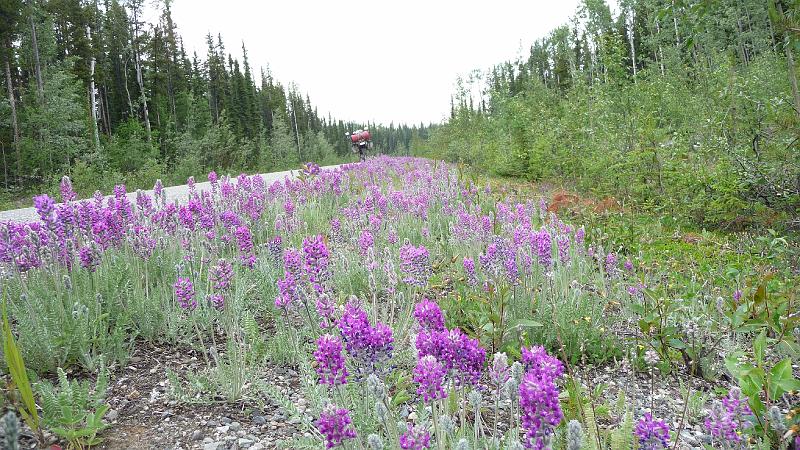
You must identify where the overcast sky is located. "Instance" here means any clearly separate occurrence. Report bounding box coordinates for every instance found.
[148,0,582,126]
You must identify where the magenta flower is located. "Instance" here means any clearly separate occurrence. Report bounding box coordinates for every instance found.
[210,259,233,291]
[414,355,447,403]
[315,404,357,449]
[521,346,564,380]
[519,370,563,449]
[235,225,256,268]
[463,256,477,286]
[314,334,348,386]
[303,235,330,293]
[358,229,374,256]
[60,176,77,202]
[399,242,431,287]
[399,423,431,450]
[78,246,100,272]
[173,276,197,310]
[413,299,445,332]
[635,413,670,449]
[705,388,752,446]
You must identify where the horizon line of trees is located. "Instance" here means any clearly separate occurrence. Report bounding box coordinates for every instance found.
[418,0,800,230]
[0,0,434,199]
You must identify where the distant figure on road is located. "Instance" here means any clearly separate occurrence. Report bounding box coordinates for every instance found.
[346,128,372,162]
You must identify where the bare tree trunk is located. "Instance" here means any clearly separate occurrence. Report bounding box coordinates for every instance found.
[290,100,301,161]
[28,0,44,100]
[627,6,637,82]
[89,58,101,152]
[122,56,134,116]
[778,2,800,118]
[655,19,665,76]
[130,3,152,141]
[3,46,21,184]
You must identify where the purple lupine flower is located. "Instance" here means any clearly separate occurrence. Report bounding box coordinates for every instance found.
[705,388,753,446]
[153,179,164,203]
[78,246,100,272]
[463,257,477,286]
[399,423,432,450]
[388,228,398,244]
[330,217,342,243]
[303,235,330,293]
[33,194,56,229]
[534,228,552,268]
[208,293,225,310]
[399,242,431,287]
[210,259,233,291]
[284,248,302,275]
[635,413,670,449]
[576,226,585,244]
[733,289,742,303]
[521,346,564,381]
[268,236,283,266]
[316,294,337,329]
[275,271,298,310]
[208,171,218,185]
[235,225,256,268]
[315,404,357,449]
[519,370,563,449]
[284,198,295,217]
[358,230,374,256]
[337,302,394,377]
[414,355,447,403]
[490,352,510,386]
[60,176,77,202]
[557,235,570,263]
[414,299,445,332]
[416,328,485,387]
[624,259,634,272]
[605,252,618,276]
[173,277,197,310]
[314,334,348,386]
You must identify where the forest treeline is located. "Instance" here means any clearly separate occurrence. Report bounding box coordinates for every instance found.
[0,0,432,200]
[416,0,800,230]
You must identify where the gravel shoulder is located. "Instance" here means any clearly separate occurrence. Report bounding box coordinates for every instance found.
[0,165,342,223]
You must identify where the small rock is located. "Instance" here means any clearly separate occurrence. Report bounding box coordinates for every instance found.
[238,438,254,448]
[252,415,266,425]
[106,409,119,422]
[250,444,264,450]
[191,430,204,441]
[220,416,232,424]
[203,442,222,450]
[216,425,230,434]
[229,421,241,432]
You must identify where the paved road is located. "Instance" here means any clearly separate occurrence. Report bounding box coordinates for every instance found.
[0,164,343,223]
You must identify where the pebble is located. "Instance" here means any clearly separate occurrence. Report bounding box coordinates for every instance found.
[203,442,223,450]
[229,421,241,432]
[106,409,119,422]
[252,415,266,425]
[220,416,232,424]
[191,430,203,441]
[238,438,254,448]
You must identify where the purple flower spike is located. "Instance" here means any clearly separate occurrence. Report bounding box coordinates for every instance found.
[315,404,357,449]
[519,370,563,449]
[173,276,197,311]
[705,388,753,446]
[314,334,348,386]
[414,298,445,332]
[414,355,447,403]
[635,413,670,450]
[399,423,431,449]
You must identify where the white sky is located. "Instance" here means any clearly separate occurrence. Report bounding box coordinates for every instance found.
[147,0,582,126]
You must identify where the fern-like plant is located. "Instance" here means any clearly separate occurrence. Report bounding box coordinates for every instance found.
[36,362,110,450]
